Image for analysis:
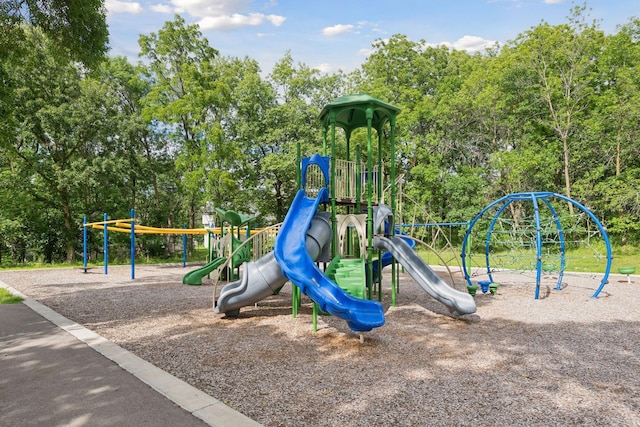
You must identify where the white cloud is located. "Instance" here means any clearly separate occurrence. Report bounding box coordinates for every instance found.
[544,0,564,4]
[427,35,496,53]
[198,13,285,30]
[322,24,354,37]
[315,63,334,73]
[171,0,250,17]
[151,4,173,13]
[266,14,286,26]
[169,0,284,30]
[106,0,143,14]
[453,35,496,51]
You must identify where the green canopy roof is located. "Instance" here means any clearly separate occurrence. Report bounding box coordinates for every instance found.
[215,208,257,227]
[318,94,401,136]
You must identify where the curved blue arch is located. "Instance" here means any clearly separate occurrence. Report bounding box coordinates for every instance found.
[301,153,330,188]
[484,198,514,283]
[540,198,566,291]
[549,193,612,298]
[462,192,612,299]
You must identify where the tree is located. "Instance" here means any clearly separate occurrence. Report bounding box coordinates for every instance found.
[573,18,640,243]
[1,27,118,261]
[260,54,325,220]
[508,5,602,212]
[0,0,108,69]
[357,35,490,223]
[139,15,236,230]
[217,55,275,218]
[1,0,108,140]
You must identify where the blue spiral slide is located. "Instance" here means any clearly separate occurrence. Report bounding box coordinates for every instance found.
[274,188,385,332]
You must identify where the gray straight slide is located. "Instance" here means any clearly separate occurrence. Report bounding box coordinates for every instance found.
[214,213,331,316]
[374,236,477,317]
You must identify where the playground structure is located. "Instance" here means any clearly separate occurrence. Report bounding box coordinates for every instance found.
[83,209,211,279]
[182,208,256,285]
[83,208,258,284]
[461,192,613,299]
[213,94,476,335]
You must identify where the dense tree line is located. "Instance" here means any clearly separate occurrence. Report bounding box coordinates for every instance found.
[1,4,639,263]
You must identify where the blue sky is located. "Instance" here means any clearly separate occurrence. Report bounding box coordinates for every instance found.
[106,0,639,73]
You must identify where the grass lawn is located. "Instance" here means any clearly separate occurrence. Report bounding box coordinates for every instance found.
[417,244,638,274]
[1,243,637,276]
[0,288,24,304]
[0,246,210,271]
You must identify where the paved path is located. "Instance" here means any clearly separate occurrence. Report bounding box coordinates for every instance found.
[0,284,261,427]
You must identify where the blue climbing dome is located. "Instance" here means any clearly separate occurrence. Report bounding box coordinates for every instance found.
[461,192,612,299]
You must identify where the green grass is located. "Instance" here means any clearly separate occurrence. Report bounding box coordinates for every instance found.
[416,244,638,274]
[1,244,637,275]
[0,288,24,304]
[0,247,210,271]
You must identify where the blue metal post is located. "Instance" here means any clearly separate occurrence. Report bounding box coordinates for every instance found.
[485,199,513,284]
[103,212,108,275]
[130,208,135,280]
[552,193,613,298]
[83,216,88,273]
[532,194,543,299]
[183,225,187,268]
[540,198,566,290]
[462,195,509,286]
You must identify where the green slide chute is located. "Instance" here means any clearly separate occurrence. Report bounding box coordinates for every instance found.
[182,257,226,286]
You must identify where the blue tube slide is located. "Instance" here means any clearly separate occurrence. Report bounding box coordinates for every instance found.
[274,188,385,332]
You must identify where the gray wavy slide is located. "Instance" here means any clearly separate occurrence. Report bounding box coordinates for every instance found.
[374,236,477,316]
[214,212,331,316]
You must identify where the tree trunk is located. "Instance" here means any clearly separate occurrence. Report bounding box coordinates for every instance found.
[142,135,160,207]
[615,132,621,177]
[274,179,284,222]
[562,135,574,215]
[61,191,75,263]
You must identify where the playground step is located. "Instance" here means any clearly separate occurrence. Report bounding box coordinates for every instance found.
[334,261,366,300]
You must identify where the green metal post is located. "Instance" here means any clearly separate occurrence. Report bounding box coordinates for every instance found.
[356,145,363,262]
[322,127,327,157]
[377,130,383,300]
[345,134,351,255]
[312,302,318,332]
[330,113,337,258]
[292,141,302,316]
[390,116,398,306]
[230,223,234,277]
[296,142,301,190]
[366,106,374,300]
[292,285,299,318]
[356,145,362,212]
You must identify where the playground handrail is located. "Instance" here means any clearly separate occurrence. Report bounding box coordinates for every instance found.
[305,158,383,202]
[393,190,466,275]
[398,235,462,290]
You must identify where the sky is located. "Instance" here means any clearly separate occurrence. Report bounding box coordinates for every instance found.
[105,0,639,74]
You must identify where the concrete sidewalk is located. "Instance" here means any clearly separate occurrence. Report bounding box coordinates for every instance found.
[0,284,261,427]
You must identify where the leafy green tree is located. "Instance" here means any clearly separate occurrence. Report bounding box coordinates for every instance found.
[0,0,108,68]
[356,35,490,223]
[572,18,640,243]
[1,1,108,153]
[507,5,602,211]
[261,53,332,221]
[139,15,236,230]
[217,56,275,218]
[1,27,118,261]
[92,56,179,225]
[0,156,32,263]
